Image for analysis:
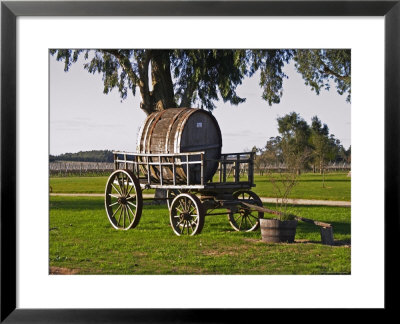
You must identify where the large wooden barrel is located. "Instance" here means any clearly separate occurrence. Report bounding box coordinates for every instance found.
[137,108,222,184]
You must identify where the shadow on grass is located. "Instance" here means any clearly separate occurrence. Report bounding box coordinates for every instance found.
[295,239,351,247]
[50,198,104,211]
[297,221,350,236]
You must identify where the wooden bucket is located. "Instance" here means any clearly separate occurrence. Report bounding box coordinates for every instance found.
[260,219,298,243]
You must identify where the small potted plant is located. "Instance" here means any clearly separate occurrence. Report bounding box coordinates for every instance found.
[260,213,298,243]
[260,170,298,243]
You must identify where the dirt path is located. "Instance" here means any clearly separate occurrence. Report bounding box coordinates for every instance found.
[50,193,350,207]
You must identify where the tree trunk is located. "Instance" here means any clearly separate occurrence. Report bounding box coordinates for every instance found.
[150,51,176,111]
[139,50,177,115]
[136,51,178,198]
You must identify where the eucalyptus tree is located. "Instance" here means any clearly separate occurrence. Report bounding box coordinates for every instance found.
[310,116,331,174]
[277,112,313,174]
[50,49,350,115]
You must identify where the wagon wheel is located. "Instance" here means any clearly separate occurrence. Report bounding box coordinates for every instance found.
[169,193,205,236]
[105,169,143,230]
[227,190,264,232]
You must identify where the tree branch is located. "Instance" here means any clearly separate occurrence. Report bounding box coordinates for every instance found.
[179,81,196,108]
[137,50,153,114]
[315,55,350,82]
[101,49,139,86]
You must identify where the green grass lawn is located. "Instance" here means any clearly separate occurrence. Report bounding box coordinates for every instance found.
[253,173,351,201]
[50,176,110,193]
[49,196,351,275]
[50,172,350,201]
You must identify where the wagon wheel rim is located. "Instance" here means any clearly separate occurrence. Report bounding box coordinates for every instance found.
[228,191,263,232]
[105,169,142,230]
[166,189,181,210]
[170,193,204,236]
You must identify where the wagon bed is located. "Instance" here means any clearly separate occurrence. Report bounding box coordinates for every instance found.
[104,150,264,236]
[112,150,256,190]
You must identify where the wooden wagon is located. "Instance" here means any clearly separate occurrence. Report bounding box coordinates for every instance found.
[104,108,264,236]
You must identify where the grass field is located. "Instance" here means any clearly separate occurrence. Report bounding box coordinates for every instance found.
[50,172,351,201]
[49,196,351,275]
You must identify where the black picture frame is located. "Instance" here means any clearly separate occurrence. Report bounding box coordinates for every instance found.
[1,0,398,321]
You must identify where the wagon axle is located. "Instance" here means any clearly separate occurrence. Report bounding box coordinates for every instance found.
[180,212,192,221]
[117,197,127,205]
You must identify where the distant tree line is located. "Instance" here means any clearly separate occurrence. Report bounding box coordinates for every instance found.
[49,150,114,163]
[253,112,351,175]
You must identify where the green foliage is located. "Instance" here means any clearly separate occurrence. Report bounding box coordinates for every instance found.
[294,49,351,102]
[256,113,350,173]
[50,49,350,114]
[310,116,332,173]
[277,112,313,172]
[50,150,114,162]
[279,212,296,221]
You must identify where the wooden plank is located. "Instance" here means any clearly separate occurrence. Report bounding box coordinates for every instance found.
[249,152,254,185]
[172,156,176,186]
[223,155,227,183]
[241,202,332,228]
[219,161,222,182]
[200,153,204,186]
[235,154,240,183]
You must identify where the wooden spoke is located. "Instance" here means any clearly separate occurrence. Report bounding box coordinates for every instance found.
[116,174,124,195]
[117,207,123,225]
[111,205,122,219]
[126,185,134,196]
[179,200,186,212]
[239,216,244,230]
[227,191,263,232]
[123,174,129,195]
[248,214,259,220]
[127,201,136,208]
[234,214,242,224]
[111,183,122,196]
[108,193,120,199]
[180,221,186,234]
[188,221,194,232]
[109,201,119,207]
[188,205,196,215]
[126,205,134,223]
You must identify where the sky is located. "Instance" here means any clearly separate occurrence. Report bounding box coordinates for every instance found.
[49,53,350,155]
